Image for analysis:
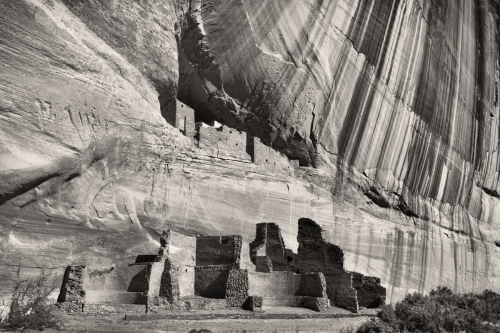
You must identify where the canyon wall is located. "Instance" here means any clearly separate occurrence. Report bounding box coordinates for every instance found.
[0,0,500,312]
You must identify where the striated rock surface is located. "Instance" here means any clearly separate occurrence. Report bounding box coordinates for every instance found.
[1,0,500,310]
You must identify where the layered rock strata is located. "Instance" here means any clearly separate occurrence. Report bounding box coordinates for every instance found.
[0,0,500,311]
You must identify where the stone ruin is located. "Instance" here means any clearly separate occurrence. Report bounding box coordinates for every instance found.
[57,218,385,314]
[167,99,296,175]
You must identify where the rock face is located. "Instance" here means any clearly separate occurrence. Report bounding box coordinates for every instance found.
[0,0,500,309]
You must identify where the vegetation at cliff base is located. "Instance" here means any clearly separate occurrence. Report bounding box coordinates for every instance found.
[0,269,61,331]
[355,287,500,333]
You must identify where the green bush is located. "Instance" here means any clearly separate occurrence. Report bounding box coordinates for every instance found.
[355,287,500,333]
[1,269,61,331]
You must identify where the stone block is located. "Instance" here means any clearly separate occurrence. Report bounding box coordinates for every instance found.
[297,296,329,312]
[248,296,262,312]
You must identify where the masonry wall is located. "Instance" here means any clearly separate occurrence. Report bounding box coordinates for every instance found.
[252,137,294,175]
[352,273,386,308]
[197,125,251,161]
[295,218,358,312]
[250,223,293,272]
[58,266,86,303]
[164,100,195,138]
[194,265,230,298]
[196,236,240,267]
[225,268,249,307]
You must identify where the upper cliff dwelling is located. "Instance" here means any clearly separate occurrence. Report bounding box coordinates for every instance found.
[1,0,500,330]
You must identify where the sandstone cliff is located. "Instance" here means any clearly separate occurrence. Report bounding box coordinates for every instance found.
[0,0,499,310]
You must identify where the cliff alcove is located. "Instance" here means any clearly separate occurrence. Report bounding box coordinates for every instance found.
[0,0,500,317]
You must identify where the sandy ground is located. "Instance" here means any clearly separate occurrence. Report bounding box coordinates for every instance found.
[28,307,376,333]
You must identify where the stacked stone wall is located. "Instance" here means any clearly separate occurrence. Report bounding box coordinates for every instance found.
[352,273,386,308]
[196,235,241,267]
[295,218,385,312]
[225,268,249,307]
[194,265,230,298]
[58,266,86,303]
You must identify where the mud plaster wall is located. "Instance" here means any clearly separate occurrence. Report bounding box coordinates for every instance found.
[161,230,196,300]
[164,100,195,138]
[83,265,147,292]
[197,125,250,161]
[248,271,302,299]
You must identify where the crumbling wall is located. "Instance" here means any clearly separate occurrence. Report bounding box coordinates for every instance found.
[57,266,86,313]
[294,218,386,312]
[250,223,294,272]
[146,230,196,307]
[197,124,251,161]
[196,235,241,267]
[194,265,230,298]
[58,266,86,303]
[352,273,386,308]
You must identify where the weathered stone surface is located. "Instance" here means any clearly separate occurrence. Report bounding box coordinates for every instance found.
[225,268,249,307]
[1,0,500,310]
[295,218,385,312]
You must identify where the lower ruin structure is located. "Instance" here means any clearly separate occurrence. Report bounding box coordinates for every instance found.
[58,218,385,314]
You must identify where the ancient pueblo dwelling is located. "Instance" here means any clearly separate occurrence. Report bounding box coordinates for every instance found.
[0,0,500,330]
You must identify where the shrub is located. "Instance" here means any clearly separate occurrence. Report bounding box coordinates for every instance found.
[1,269,61,331]
[358,287,500,333]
